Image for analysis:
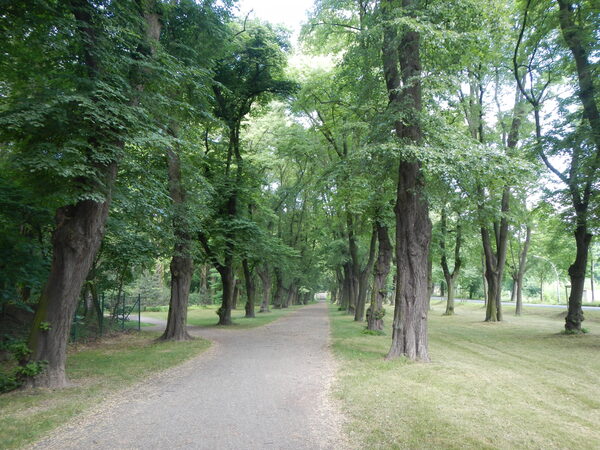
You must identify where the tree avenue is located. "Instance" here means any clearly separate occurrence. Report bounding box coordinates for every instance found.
[0,0,598,390]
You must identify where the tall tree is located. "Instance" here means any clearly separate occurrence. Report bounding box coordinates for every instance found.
[381,0,431,361]
[0,0,162,388]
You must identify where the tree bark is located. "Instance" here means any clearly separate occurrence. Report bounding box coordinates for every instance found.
[161,131,193,341]
[440,208,462,316]
[367,222,392,332]
[515,226,531,316]
[257,266,271,313]
[27,194,115,388]
[383,0,431,361]
[243,259,256,318]
[566,224,591,331]
[273,268,284,309]
[354,225,377,322]
[217,263,234,325]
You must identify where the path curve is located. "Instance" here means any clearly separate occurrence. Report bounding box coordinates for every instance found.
[31,302,347,450]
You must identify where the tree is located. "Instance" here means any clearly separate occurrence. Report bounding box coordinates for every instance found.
[514,0,599,332]
[0,0,162,388]
[381,0,431,361]
[199,24,296,324]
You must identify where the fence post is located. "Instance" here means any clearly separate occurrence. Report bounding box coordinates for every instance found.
[138,293,141,331]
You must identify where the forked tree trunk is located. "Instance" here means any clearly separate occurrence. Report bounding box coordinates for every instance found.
[162,137,193,341]
[383,0,431,361]
[367,222,392,332]
[440,208,462,316]
[243,259,256,318]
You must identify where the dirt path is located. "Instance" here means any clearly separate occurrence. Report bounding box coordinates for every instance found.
[32,302,346,449]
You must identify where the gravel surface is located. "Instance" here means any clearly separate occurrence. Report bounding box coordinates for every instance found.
[31,302,347,450]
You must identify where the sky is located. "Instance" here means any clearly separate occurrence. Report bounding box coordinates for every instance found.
[235,0,316,42]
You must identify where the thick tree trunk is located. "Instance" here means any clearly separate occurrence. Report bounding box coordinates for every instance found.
[382,0,431,361]
[161,139,193,341]
[565,225,591,331]
[217,264,234,325]
[257,267,271,313]
[25,3,161,387]
[243,259,256,318]
[388,162,431,361]
[162,252,192,340]
[27,184,115,388]
[367,222,392,332]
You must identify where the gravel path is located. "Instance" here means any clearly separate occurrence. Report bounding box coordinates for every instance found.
[32,302,346,450]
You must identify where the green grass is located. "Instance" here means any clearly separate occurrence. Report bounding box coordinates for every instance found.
[142,304,307,329]
[330,300,600,449]
[0,332,210,449]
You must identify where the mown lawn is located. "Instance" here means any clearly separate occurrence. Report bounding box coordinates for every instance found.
[142,304,308,329]
[330,300,600,449]
[0,332,210,449]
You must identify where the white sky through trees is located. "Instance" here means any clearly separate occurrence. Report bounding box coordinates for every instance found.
[236,0,315,41]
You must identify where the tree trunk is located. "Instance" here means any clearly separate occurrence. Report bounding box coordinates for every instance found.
[162,252,192,340]
[510,278,517,302]
[382,0,431,361]
[273,268,284,309]
[367,222,392,332]
[25,3,161,388]
[556,0,597,333]
[257,267,271,313]
[27,189,116,388]
[515,226,531,316]
[482,251,488,305]
[355,226,377,322]
[232,277,240,310]
[482,187,509,322]
[200,264,209,305]
[340,264,351,312]
[243,259,256,318]
[161,135,193,341]
[217,263,234,325]
[440,208,462,316]
[565,225,591,331]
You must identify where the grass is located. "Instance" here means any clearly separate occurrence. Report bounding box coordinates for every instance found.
[142,304,308,329]
[0,331,210,449]
[330,300,600,449]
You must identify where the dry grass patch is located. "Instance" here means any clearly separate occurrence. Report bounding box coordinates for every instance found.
[330,301,600,449]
